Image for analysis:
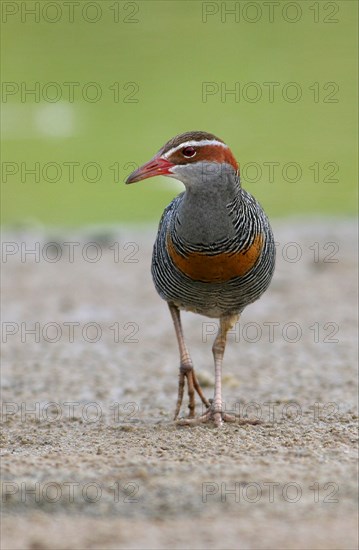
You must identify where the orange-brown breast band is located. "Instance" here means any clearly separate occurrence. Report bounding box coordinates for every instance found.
[166,233,263,283]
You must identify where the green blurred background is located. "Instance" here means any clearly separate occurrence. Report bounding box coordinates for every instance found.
[1,0,357,226]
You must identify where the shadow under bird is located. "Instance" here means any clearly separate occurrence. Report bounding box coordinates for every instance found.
[126,131,275,427]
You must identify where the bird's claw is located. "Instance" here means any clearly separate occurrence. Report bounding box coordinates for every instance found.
[176,404,237,427]
[173,367,210,421]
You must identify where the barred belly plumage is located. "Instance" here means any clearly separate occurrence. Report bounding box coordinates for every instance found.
[152,191,276,318]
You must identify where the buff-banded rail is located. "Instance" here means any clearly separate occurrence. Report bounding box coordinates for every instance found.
[126,131,275,427]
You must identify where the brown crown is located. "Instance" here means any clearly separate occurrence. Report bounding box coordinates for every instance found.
[158,131,224,155]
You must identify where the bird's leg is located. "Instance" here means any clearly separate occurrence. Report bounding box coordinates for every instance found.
[168,304,210,419]
[211,315,238,426]
[178,314,239,427]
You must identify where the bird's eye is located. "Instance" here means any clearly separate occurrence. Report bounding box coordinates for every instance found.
[182,146,196,158]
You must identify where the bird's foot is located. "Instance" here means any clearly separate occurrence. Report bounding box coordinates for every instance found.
[173,365,210,420]
[176,400,236,428]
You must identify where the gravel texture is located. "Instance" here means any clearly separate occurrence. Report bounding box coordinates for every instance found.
[1,219,358,550]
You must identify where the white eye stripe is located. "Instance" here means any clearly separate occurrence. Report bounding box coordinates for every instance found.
[162,139,228,159]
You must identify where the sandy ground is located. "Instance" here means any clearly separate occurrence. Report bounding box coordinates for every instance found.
[1,219,358,550]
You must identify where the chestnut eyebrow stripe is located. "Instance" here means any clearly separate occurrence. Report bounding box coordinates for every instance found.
[162,140,228,159]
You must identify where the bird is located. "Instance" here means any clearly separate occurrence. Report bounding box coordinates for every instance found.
[126,131,275,427]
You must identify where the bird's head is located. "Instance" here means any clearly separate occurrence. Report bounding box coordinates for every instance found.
[125,131,239,187]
